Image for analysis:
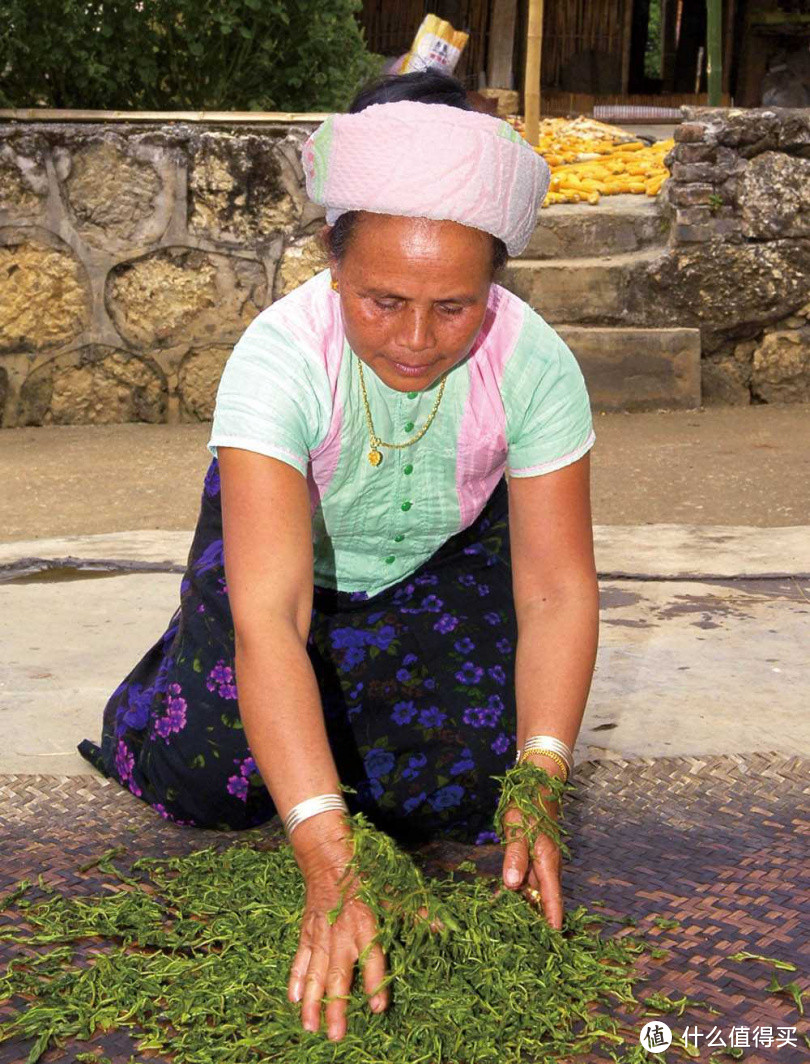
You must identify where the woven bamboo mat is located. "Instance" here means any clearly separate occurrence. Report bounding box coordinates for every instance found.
[1,752,808,1064]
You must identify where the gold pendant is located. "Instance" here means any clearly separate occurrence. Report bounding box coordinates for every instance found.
[368,449,382,467]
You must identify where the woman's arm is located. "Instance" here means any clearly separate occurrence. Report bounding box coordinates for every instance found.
[507,453,599,757]
[500,455,599,927]
[218,447,390,1038]
[218,446,347,853]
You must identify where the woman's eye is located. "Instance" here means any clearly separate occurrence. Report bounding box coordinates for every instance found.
[373,299,399,310]
[439,305,464,316]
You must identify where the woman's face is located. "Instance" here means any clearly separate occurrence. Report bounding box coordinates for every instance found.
[328,213,493,392]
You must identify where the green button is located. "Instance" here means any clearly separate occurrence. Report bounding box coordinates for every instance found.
[385,555,395,564]
[404,421,415,432]
[407,390,418,399]
[394,533,405,542]
[403,463,413,475]
[401,500,412,512]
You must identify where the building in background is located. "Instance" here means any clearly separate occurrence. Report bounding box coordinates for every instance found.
[357,1,809,116]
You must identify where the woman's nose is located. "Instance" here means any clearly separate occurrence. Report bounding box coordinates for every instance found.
[399,306,434,353]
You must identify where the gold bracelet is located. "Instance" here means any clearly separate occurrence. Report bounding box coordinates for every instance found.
[517,748,569,782]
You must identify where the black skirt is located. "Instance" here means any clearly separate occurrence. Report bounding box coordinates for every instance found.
[78,458,520,846]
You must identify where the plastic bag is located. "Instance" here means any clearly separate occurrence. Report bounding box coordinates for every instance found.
[396,14,468,76]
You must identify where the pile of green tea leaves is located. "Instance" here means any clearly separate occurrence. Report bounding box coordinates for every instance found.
[0,764,764,1063]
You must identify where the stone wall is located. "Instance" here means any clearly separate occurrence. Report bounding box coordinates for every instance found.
[653,106,810,404]
[2,109,809,425]
[0,119,326,427]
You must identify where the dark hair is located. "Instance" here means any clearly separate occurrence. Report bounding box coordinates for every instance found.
[324,69,509,274]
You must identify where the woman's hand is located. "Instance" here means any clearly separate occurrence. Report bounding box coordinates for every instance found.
[500,751,566,931]
[288,828,390,1042]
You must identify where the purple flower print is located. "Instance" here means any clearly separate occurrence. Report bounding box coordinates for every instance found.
[115,739,135,782]
[419,706,446,728]
[434,613,459,634]
[330,627,370,650]
[227,775,249,801]
[454,637,475,655]
[402,753,427,780]
[456,661,484,685]
[477,584,490,597]
[240,756,257,777]
[165,684,188,731]
[396,668,411,683]
[480,705,501,727]
[219,683,238,700]
[393,582,416,605]
[487,694,505,713]
[483,611,502,626]
[206,661,233,691]
[450,748,475,775]
[364,748,396,779]
[194,538,224,575]
[196,604,206,614]
[349,681,364,701]
[463,545,482,556]
[420,595,443,612]
[458,574,477,587]
[496,638,513,655]
[462,706,487,728]
[392,700,417,725]
[403,791,427,814]
[429,784,465,811]
[349,590,369,601]
[362,778,385,802]
[424,677,436,690]
[403,652,418,667]
[372,625,396,650]
[415,574,438,586]
[491,733,511,755]
[120,683,152,730]
[475,829,501,846]
[343,646,366,669]
[488,665,507,686]
[203,462,221,498]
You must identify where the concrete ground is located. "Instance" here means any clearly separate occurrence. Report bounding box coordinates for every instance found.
[1,404,809,778]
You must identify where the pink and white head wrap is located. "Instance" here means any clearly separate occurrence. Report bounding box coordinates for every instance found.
[301,100,551,257]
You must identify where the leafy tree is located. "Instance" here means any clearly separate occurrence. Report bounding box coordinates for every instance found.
[0,0,383,111]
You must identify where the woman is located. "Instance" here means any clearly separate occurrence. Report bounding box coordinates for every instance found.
[78,70,600,1042]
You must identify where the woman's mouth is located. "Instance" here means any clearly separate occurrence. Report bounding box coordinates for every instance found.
[389,358,436,376]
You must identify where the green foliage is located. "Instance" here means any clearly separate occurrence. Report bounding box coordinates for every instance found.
[644,0,663,82]
[0,0,384,111]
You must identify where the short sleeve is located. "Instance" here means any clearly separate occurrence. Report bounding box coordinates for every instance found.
[505,331,596,478]
[207,308,331,478]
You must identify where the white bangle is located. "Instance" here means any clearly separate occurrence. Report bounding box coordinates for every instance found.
[283,793,349,838]
[515,735,574,775]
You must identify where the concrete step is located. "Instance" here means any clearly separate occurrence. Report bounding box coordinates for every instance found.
[501,246,664,326]
[556,325,701,412]
[519,193,671,260]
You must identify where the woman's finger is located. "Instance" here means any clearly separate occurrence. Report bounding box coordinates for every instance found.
[300,929,330,1033]
[529,835,564,931]
[323,938,357,1041]
[358,929,389,1012]
[288,941,312,1003]
[501,807,530,888]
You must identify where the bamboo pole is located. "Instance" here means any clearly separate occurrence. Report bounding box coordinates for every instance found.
[706,0,723,105]
[524,0,544,144]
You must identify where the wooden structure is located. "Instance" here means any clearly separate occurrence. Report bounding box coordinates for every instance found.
[356,1,801,116]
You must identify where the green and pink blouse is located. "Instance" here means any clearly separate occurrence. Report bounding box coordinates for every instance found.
[208,268,596,598]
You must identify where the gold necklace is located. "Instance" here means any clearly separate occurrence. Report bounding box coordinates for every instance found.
[356,355,448,467]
